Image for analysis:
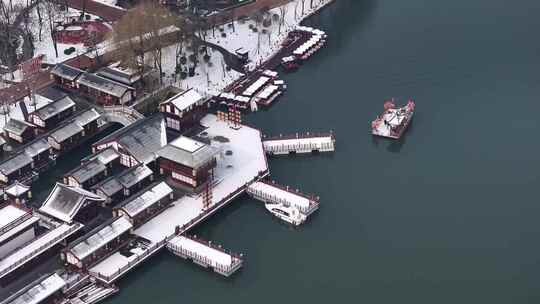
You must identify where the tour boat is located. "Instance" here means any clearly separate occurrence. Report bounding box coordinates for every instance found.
[281,56,299,71]
[371,99,415,139]
[265,202,307,226]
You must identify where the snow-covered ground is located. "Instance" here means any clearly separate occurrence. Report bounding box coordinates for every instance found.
[89,114,267,282]
[154,0,332,97]
[134,114,267,242]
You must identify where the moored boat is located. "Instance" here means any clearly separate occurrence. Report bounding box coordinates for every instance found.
[264,202,307,226]
[371,99,415,139]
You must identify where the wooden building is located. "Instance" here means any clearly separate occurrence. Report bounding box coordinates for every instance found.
[48,109,101,153]
[0,204,38,259]
[39,183,106,224]
[4,118,35,144]
[64,148,120,189]
[4,182,32,206]
[0,152,34,185]
[29,95,76,130]
[0,273,66,304]
[62,216,132,269]
[97,62,158,90]
[92,115,167,168]
[113,182,174,228]
[159,88,208,132]
[92,164,153,205]
[76,73,135,106]
[50,63,85,90]
[156,136,217,189]
[23,138,53,171]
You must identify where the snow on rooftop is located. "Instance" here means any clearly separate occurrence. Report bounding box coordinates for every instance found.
[68,216,132,261]
[0,223,82,278]
[0,205,28,229]
[134,114,267,243]
[0,215,39,245]
[120,182,172,218]
[1,273,66,304]
[163,89,203,112]
[168,236,232,267]
[5,182,30,197]
[242,76,270,97]
[256,85,279,100]
[170,136,205,153]
[39,183,106,223]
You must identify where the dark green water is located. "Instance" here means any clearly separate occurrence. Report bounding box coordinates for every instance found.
[107,0,540,303]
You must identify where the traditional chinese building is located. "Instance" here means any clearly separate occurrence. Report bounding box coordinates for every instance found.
[4,182,32,206]
[156,136,218,189]
[159,88,208,131]
[39,183,106,224]
[4,118,35,143]
[97,62,158,90]
[29,94,76,130]
[113,182,174,228]
[0,273,66,304]
[0,152,34,185]
[64,148,121,189]
[91,164,153,205]
[47,109,101,153]
[76,73,136,106]
[62,215,132,270]
[23,138,53,171]
[92,115,167,168]
[50,63,85,90]
[0,204,38,259]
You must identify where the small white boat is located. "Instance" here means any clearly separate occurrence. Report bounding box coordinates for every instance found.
[265,202,307,226]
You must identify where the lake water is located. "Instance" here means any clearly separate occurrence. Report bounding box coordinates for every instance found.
[23,0,540,302]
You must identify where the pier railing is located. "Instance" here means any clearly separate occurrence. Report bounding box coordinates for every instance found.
[247,181,319,215]
[166,238,242,277]
[263,131,335,141]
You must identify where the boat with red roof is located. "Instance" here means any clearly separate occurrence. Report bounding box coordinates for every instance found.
[371,99,415,139]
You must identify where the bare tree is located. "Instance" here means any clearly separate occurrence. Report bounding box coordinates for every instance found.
[112,2,177,85]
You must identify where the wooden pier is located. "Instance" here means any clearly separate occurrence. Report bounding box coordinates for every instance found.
[167,234,243,277]
[262,132,335,155]
[247,180,320,216]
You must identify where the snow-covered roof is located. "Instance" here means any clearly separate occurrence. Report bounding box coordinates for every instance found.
[242,76,270,97]
[68,216,132,262]
[39,183,106,223]
[118,182,172,218]
[74,108,100,127]
[248,181,311,209]
[157,136,218,169]
[24,138,51,158]
[161,88,204,112]
[117,164,152,189]
[0,204,38,246]
[76,73,134,98]
[5,182,30,197]
[0,273,66,304]
[66,158,107,184]
[4,119,33,136]
[48,121,83,143]
[48,109,100,143]
[36,86,67,102]
[262,70,278,77]
[0,152,33,175]
[32,96,75,121]
[0,204,28,230]
[50,63,85,81]
[93,176,122,197]
[168,236,233,267]
[0,223,82,278]
[88,147,119,165]
[94,115,167,165]
[96,63,150,85]
[256,85,279,100]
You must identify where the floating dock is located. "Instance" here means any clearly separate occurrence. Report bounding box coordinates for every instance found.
[262,132,335,155]
[247,181,320,216]
[167,234,243,277]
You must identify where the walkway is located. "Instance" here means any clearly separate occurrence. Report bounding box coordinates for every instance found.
[65,0,126,22]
